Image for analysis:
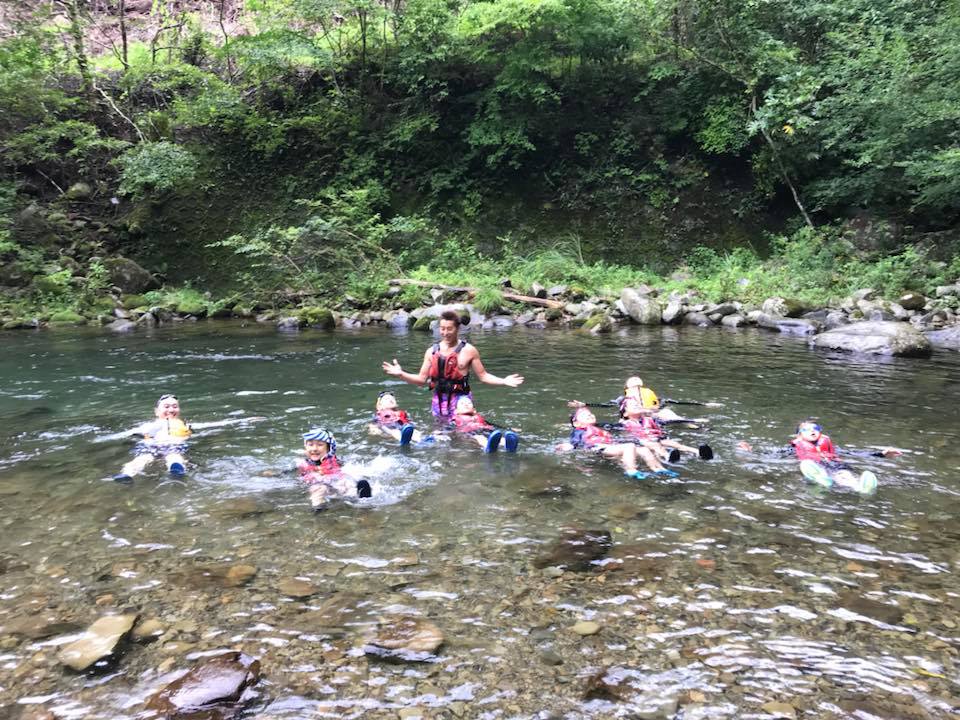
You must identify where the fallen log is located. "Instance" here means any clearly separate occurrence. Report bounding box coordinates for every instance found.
[389,278,565,309]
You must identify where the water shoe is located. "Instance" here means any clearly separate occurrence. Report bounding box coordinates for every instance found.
[399,424,416,446]
[857,471,878,495]
[699,444,714,460]
[484,429,503,453]
[668,448,681,463]
[504,431,519,453]
[799,459,833,488]
[625,470,648,480]
[654,468,679,478]
[356,479,373,498]
[168,462,186,476]
[112,473,132,484]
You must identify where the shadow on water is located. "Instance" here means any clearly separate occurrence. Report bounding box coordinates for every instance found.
[1,322,959,718]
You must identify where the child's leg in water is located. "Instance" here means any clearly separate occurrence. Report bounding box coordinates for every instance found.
[601,443,640,474]
[309,484,330,508]
[164,451,186,475]
[119,453,154,478]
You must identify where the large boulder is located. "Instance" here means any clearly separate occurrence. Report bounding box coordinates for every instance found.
[756,314,820,335]
[898,292,927,311]
[925,326,960,351]
[103,257,160,294]
[661,298,685,325]
[620,288,661,325]
[761,297,808,318]
[810,321,932,357]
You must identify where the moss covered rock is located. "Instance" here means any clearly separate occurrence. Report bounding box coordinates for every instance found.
[176,299,207,317]
[583,313,613,333]
[298,306,335,329]
[91,297,117,314]
[412,316,433,331]
[48,310,87,325]
[545,307,564,322]
[122,294,150,310]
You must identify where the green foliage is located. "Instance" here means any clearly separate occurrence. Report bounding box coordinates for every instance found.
[116,141,198,199]
[472,286,504,314]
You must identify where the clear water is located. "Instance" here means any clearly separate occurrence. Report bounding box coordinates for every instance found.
[1,323,959,718]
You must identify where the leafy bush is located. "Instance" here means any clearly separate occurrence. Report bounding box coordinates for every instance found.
[116,141,198,199]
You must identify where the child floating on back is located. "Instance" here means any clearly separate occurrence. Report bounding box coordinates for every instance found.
[113,394,192,482]
[451,396,519,453]
[299,427,372,509]
[112,394,266,483]
[369,391,434,446]
[620,396,714,462]
[557,406,676,479]
[739,419,902,494]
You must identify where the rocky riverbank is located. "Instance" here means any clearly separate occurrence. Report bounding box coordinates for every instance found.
[5,267,960,357]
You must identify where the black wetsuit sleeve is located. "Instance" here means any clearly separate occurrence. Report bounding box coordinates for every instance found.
[839,448,887,458]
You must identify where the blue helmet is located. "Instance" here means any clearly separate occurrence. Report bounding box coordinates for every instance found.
[302,427,336,456]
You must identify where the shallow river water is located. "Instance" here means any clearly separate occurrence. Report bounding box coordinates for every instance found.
[1,322,960,719]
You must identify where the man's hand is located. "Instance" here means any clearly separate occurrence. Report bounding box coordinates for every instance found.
[382,359,403,376]
[502,374,524,387]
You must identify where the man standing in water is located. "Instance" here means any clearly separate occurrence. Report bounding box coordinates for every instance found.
[381,310,524,418]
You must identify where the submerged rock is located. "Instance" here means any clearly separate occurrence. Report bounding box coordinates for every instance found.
[838,591,904,625]
[533,528,612,571]
[277,577,318,598]
[294,591,367,632]
[364,616,444,662]
[57,613,138,671]
[170,563,257,588]
[146,651,261,719]
[5,612,80,640]
[810,320,932,357]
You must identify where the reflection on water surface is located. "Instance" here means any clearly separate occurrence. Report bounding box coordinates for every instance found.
[1,323,959,719]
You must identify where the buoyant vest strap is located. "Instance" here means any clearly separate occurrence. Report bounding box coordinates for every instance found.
[430,340,470,414]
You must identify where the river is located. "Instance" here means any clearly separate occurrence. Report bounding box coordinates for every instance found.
[1,322,959,718]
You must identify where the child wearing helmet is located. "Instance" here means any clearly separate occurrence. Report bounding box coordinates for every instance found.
[568,376,710,425]
[738,419,902,494]
[299,427,372,509]
[450,395,519,453]
[620,396,714,462]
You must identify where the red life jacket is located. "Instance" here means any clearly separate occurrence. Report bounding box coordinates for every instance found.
[376,408,410,426]
[298,455,341,484]
[791,434,836,462]
[452,412,490,433]
[428,340,471,414]
[622,416,662,440]
[582,424,613,447]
